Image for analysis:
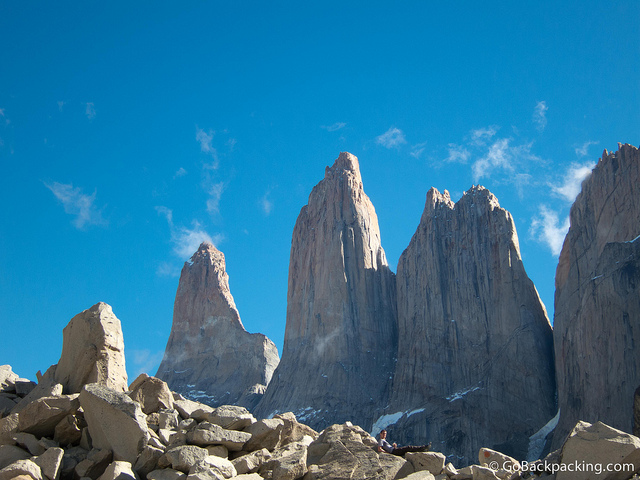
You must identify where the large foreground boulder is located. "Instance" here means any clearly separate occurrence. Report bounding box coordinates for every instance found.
[55,303,128,394]
[79,383,149,463]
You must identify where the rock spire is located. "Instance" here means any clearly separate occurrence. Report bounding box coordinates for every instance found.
[553,143,640,446]
[156,242,279,410]
[255,152,398,430]
[382,186,556,464]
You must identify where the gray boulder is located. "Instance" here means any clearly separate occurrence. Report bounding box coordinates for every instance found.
[79,384,149,463]
[55,303,129,394]
[17,394,80,438]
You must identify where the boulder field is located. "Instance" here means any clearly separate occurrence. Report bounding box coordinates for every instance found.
[2,303,640,480]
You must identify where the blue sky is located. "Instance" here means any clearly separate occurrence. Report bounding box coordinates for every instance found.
[1,2,638,382]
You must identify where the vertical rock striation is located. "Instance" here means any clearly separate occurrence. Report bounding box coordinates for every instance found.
[383,186,556,464]
[255,152,397,431]
[553,143,640,447]
[156,242,279,410]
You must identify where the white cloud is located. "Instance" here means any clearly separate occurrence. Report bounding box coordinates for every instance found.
[471,125,499,144]
[174,167,187,178]
[45,181,107,229]
[472,138,512,181]
[376,127,406,149]
[156,206,221,259]
[206,182,225,214]
[533,101,548,132]
[196,127,219,168]
[472,139,543,183]
[410,141,428,159]
[57,101,65,112]
[530,206,570,256]
[130,349,166,378]
[575,140,599,157]
[85,102,96,120]
[261,191,273,215]
[444,143,471,163]
[321,122,346,132]
[551,162,595,203]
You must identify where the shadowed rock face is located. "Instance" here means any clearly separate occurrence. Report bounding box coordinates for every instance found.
[383,186,556,465]
[553,143,640,447]
[156,242,279,410]
[255,152,398,431]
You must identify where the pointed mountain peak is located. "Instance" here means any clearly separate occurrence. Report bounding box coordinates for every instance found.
[189,241,224,266]
[324,152,361,182]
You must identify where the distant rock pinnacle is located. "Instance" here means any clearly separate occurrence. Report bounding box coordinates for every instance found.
[157,242,279,409]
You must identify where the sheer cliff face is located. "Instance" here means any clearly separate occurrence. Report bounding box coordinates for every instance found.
[553,144,640,447]
[255,152,398,430]
[157,242,279,410]
[386,186,556,464]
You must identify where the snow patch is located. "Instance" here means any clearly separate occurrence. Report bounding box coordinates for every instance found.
[626,234,640,243]
[446,384,481,402]
[371,408,426,438]
[527,409,560,461]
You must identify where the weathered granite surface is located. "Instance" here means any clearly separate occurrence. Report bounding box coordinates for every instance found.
[157,242,279,410]
[383,186,556,464]
[553,143,640,447]
[255,152,398,431]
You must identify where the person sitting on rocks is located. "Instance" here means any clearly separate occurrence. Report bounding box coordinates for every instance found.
[376,429,431,456]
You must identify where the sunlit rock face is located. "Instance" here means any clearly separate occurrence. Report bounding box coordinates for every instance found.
[157,242,279,410]
[383,186,556,465]
[255,152,398,431]
[553,143,640,448]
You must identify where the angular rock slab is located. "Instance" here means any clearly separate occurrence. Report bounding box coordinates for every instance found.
[557,421,640,480]
[17,394,80,438]
[128,374,174,415]
[79,383,149,463]
[97,461,138,480]
[55,302,128,394]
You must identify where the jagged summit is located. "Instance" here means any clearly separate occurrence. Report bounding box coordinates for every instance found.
[387,183,555,464]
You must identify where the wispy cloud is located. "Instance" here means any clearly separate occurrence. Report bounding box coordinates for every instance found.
[85,102,96,120]
[45,182,107,229]
[530,206,570,256]
[410,141,428,159]
[174,167,187,179]
[0,108,10,125]
[130,349,166,378]
[472,138,512,181]
[156,261,181,278]
[196,127,219,168]
[471,125,499,145]
[444,143,471,163]
[206,182,225,215]
[533,101,548,132]
[472,139,542,183]
[376,127,406,149]
[156,206,221,259]
[321,122,346,132]
[57,101,65,112]
[261,190,273,215]
[575,140,599,157]
[550,162,595,203]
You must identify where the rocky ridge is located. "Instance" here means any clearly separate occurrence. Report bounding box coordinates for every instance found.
[553,143,640,446]
[2,304,639,480]
[157,242,279,410]
[384,186,556,464]
[255,152,398,431]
